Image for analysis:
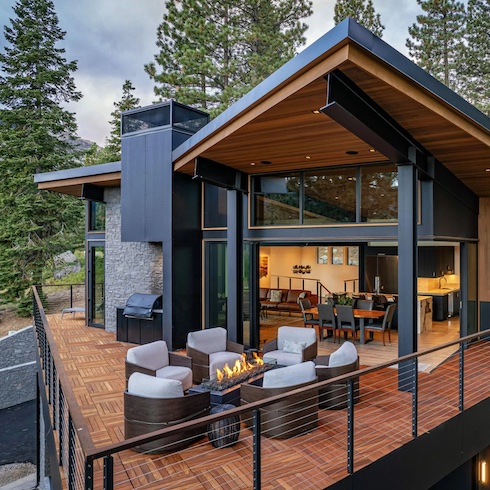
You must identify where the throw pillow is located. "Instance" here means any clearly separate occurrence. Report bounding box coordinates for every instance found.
[283,339,307,354]
[270,290,283,302]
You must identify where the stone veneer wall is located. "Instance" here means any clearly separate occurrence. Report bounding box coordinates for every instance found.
[104,187,163,333]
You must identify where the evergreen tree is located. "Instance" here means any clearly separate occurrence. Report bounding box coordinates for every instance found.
[406,0,466,91]
[461,0,490,115]
[145,0,312,117]
[85,80,140,165]
[0,0,84,312]
[333,0,384,37]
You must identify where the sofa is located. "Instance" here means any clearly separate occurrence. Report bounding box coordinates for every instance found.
[260,288,318,314]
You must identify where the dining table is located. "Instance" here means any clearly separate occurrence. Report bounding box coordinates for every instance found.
[305,306,386,344]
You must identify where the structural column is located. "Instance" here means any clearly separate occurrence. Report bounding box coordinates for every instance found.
[227,189,243,344]
[397,160,418,389]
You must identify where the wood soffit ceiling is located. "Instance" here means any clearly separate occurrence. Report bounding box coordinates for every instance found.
[175,43,490,197]
[36,173,121,197]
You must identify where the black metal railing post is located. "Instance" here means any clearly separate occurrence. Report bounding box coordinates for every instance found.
[103,455,114,490]
[85,458,94,490]
[253,409,262,490]
[347,379,355,474]
[68,415,75,490]
[459,343,464,412]
[70,285,73,308]
[412,358,418,437]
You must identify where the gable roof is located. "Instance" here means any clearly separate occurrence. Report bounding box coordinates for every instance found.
[172,18,490,197]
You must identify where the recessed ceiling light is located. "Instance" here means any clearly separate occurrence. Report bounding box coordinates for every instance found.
[346,150,358,155]
[486,168,490,172]
[250,162,256,166]
[369,148,376,153]
[312,110,321,114]
[305,156,311,159]
[260,160,272,165]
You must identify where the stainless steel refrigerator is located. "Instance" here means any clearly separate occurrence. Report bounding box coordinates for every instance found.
[365,255,399,294]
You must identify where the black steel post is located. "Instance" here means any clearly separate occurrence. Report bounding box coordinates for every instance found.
[68,415,75,490]
[36,373,41,489]
[459,343,464,411]
[253,409,262,490]
[412,358,418,437]
[103,455,114,490]
[85,458,94,490]
[347,379,355,474]
[70,285,73,308]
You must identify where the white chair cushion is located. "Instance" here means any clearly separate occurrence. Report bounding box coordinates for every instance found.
[127,372,183,398]
[126,340,169,371]
[263,350,302,366]
[329,341,358,367]
[277,326,316,350]
[263,361,316,388]
[208,351,243,377]
[187,327,227,354]
[156,365,193,391]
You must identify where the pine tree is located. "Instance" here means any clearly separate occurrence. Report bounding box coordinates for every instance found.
[85,80,140,165]
[145,0,312,117]
[406,0,466,91]
[333,0,384,37]
[0,0,84,312]
[461,0,490,115]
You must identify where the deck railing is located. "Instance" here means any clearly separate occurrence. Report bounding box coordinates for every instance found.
[32,285,490,490]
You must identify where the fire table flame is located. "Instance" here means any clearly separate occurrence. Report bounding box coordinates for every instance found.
[216,352,264,382]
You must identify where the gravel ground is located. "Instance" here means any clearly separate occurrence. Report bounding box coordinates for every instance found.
[0,463,36,486]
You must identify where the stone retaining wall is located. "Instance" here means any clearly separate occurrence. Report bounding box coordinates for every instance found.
[0,326,37,410]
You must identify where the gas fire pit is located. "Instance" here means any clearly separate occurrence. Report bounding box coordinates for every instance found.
[189,354,276,406]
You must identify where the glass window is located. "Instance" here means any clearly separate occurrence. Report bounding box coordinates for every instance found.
[122,105,170,134]
[89,201,105,232]
[303,168,357,224]
[173,105,209,133]
[203,183,227,228]
[360,164,398,222]
[253,173,301,226]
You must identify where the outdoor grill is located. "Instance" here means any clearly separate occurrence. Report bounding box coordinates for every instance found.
[122,293,162,319]
[117,293,163,344]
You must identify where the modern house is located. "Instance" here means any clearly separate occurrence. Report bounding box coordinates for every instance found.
[33,19,490,489]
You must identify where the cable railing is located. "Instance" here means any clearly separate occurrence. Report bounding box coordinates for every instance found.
[32,285,490,489]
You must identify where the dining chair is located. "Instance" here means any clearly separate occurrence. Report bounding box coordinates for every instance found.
[317,303,337,342]
[355,299,374,310]
[364,303,397,345]
[335,305,359,343]
[299,298,320,329]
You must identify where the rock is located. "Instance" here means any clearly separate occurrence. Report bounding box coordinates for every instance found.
[53,251,81,279]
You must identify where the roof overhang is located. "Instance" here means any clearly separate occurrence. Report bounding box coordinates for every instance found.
[173,18,490,197]
[34,161,121,197]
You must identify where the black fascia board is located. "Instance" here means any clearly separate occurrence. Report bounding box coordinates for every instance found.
[321,69,428,168]
[171,18,490,165]
[34,161,121,184]
[193,157,247,192]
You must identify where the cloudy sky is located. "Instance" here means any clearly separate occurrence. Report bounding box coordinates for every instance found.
[0,0,451,146]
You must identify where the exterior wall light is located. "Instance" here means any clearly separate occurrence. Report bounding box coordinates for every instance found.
[480,460,487,483]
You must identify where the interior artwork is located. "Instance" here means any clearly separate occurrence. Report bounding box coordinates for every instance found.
[317,246,329,264]
[259,255,269,278]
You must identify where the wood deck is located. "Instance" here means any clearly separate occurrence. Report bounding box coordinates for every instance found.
[43,313,489,489]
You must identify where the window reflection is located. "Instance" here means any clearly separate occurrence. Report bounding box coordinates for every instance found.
[253,174,301,226]
[360,165,398,222]
[204,183,227,228]
[304,169,356,224]
[89,201,105,232]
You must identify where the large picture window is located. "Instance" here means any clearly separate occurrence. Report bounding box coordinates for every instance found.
[251,163,398,227]
[203,183,227,228]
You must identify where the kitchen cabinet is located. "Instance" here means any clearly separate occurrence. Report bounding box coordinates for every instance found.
[418,247,455,278]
